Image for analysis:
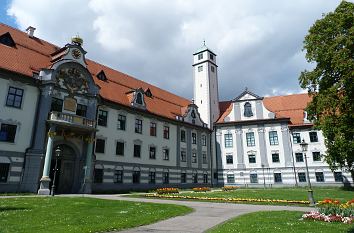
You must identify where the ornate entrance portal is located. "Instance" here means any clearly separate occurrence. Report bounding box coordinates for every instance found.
[49,144,79,194]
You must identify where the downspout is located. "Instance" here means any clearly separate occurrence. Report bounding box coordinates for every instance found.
[214,125,219,187]
[289,128,298,187]
[209,127,213,187]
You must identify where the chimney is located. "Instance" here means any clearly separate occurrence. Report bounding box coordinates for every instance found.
[26,26,36,38]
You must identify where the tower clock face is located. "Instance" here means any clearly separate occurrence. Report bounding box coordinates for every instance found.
[71,49,81,59]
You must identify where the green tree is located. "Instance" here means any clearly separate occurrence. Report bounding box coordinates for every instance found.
[299,1,354,182]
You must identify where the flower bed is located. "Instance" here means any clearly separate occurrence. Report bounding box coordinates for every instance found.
[222,186,240,191]
[302,199,354,224]
[192,187,211,192]
[145,193,309,205]
[156,188,179,194]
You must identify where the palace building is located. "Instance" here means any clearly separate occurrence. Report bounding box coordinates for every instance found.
[0,23,351,194]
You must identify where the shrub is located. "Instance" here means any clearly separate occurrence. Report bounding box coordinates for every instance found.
[156,188,179,194]
[192,187,211,192]
[222,186,240,191]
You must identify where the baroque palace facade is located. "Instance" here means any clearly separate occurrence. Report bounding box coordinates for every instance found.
[0,23,351,194]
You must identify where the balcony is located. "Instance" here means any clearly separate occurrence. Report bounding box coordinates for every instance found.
[48,111,96,131]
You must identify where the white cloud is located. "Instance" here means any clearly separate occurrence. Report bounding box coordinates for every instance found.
[6,0,341,100]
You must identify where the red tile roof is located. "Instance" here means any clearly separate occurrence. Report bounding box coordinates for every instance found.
[0,23,190,121]
[217,93,312,126]
[263,93,312,126]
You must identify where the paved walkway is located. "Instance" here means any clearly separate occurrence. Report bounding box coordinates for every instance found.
[89,195,315,233]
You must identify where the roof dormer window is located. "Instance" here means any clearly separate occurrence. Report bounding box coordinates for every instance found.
[96,70,107,81]
[136,92,143,105]
[244,102,253,117]
[131,88,146,110]
[0,32,16,48]
[145,88,152,98]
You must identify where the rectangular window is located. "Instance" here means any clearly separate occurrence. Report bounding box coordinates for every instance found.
[227,174,235,184]
[210,54,214,60]
[272,153,280,163]
[211,66,215,72]
[309,132,318,142]
[203,174,208,184]
[181,173,187,183]
[315,172,324,182]
[181,130,186,142]
[246,132,255,147]
[248,154,256,163]
[94,169,103,183]
[192,133,197,144]
[95,139,105,153]
[115,141,124,156]
[295,153,304,162]
[202,153,207,164]
[163,172,169,184]
[181,151,186,162]
[269,131,279,145]
[312,152,321,161]
[163,126,170,139]
[192,152,197,163]
[292,133,301,144]
[198,53,203,60]
[274,173,282,183]
[224,133,233,148]
[226,154,233,164]
[98,110,108,126]
[198,65,203,72]
[163,148,169,160]
[150,122,156,136]
[0,163,10,183]
[334,172,343,182]
[134,144,141,158]
[298,172,306,183]
[0,124,17,143]
[135,119,142,134]
[6,86,23,108]
[114,170,123,183]
[202,135,207,146]
[51,98,63,112]
[149,171,156,184]
[117,115,126,130]
[193,173,198,183]
[149,146,156,159]
[133,171,140,183]
[250,174,258,183]
[76,104,87,117]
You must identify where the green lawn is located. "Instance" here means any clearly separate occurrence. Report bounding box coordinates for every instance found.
[207,211,354,233]
[152,187,353,205]
[0,197,192,233]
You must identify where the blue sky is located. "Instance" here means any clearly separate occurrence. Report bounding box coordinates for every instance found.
[0,0,344,100]
[0,0,16,27]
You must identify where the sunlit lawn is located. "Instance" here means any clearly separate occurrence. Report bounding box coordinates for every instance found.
[150,187,353,205]
[0,197,192,233]
[207,211,354,233]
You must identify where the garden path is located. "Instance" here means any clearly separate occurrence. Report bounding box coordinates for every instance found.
[89,194,315,233]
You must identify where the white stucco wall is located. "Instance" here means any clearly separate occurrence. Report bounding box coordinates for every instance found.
[0,78,39,152]
[95,106,177,166]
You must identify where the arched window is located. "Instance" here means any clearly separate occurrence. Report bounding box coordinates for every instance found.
[244,102,253,117]
[136,92,143,105]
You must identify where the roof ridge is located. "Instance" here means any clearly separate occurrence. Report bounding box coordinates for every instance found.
[264,92,309,99]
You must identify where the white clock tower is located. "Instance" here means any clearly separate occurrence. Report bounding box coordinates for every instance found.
[193,43,220,129]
